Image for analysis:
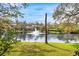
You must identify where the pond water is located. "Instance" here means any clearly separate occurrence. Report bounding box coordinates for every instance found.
[15,32,79,43]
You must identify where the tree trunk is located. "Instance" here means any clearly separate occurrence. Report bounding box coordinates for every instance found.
[45,13,48,44]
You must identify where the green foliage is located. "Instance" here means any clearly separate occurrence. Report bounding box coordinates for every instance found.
[72,43,79,56]
[0,28,4,37]
[0,3,27,56]
[58,23,76,33]
[0,29,16,56]
[73,43,79,50]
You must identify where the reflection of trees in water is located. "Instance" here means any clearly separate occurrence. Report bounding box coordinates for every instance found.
[47,34,58,40]
[26,34,39,41]
[38,34,44,39]
[22,32,26,41]
[16,33,79,43]
[27,34,33,39]
[57,34,79,43]
[16,32,26,41]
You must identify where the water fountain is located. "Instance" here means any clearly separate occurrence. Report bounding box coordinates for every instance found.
[26,28,44,42]
[27,28,44,35]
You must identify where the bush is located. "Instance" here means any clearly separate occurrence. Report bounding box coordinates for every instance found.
[0,29,16,56]
[73,43,79,56]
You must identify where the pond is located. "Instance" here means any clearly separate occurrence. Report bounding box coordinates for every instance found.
[15,32,79,43]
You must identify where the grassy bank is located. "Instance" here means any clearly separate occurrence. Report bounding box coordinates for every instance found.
[4,42,77,56]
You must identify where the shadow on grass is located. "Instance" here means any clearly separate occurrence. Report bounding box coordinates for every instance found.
[17,44,57,56]
[7,43,72,56]
[46,43,71,52]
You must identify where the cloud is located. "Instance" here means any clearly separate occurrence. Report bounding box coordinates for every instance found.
[34,7,45,11]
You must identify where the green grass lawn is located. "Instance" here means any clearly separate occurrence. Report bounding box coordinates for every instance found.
[4,42,78,56]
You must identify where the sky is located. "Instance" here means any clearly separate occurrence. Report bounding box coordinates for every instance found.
[17,3,59,23]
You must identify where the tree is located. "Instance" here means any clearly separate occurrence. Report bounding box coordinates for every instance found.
[58,23,76,33]
[0,3,27,55]
[0,3,27,17]
[53,3,79,33]
[53,3,79,55]
[53,3,79,24]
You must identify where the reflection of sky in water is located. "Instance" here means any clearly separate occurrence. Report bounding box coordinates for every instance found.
[16,33,79,43]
